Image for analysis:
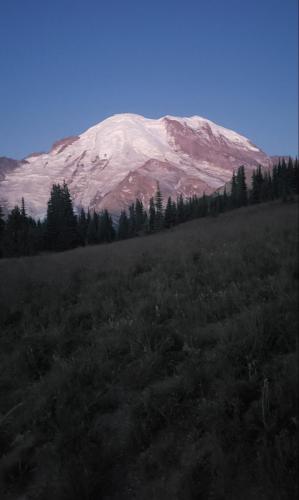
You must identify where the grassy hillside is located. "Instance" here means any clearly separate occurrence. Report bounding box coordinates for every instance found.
[0,200,297,500]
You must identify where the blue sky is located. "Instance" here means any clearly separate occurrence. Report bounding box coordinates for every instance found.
[0,0,297,159]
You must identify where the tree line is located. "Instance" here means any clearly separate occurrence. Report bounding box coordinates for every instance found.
[0,157,298,258]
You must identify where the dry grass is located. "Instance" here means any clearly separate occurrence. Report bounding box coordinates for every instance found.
[0,199,297,500]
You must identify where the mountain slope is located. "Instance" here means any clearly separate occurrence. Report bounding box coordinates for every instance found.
[0,157,25,181]
[0,113,271,218]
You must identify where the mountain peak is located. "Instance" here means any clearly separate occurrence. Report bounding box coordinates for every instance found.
[0,113,271,219]
[92,112,149,126]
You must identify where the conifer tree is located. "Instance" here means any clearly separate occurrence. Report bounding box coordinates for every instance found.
[21,197,26,218]
[209,195,219,216]
[86,209,91,235]
[261,171,273,201]
[194,195,202,217]
[3,199,38,257]
[19,198,31,254]
[46,184,60,249]
[294,158,299,194]
[35,219,45,253]
[217,192,224,213]
[98,209,115,243]
[236,166,248,206]
[276,159,283,197]
[176,194,185,223]
[164,196,176,228]
[78,208,88,245]
[222,187,229,211]
[230,171,238,208]
[184,197,193,220]
[250,166,263,204]
[0,204,5,257]
[200,193,208,217]
[135,198,146,232]
[87,211,99,244]
[117,210,129,239]
[128,203,136,236]
[286,157,296,198]
[4,205,25,257]
[272,165,280,198]
[143,210,149,232]
[61,181,78,245]
[171,199,177,222]
[46,182,78,251]
[0,204,5,237]
[280,159,289,202]
[149,197,156,232]
[154,182,164,231]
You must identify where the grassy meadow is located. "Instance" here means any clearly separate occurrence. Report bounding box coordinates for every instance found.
[0,200,298,499]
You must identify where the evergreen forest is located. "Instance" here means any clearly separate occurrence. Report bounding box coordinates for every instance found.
[0,158,298,258]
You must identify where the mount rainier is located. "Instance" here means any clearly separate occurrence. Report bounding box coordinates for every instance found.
[0,113,272,218]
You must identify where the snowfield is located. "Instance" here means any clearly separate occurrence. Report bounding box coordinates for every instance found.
[0,113,271,218]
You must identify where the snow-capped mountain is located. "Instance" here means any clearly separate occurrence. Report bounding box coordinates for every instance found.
[0,113,272,218]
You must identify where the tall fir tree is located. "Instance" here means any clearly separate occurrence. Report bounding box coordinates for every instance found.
[285,157,296,199]
[3,199,39,257]
[46,182,78,251]
[78,208,88,245]
[19,198,31,254]
[230,171,238,208]
[154,182,164,231]
[184,197,193,220]
[128,203,137,236]
[176,194,185,223]
[117,210,129,239]
[135,198,146,232]
[250,166,263,204]
[209,194,220,216]
[0,204,5,257]
[280,159,288,202]
[260,171,273,201]
[87,211,99,244]
[0,204,5,237]
[4,206,25,257]
[222,187,229,211]
[236,166,248,206]
[272,164,280,198]
[149,197,156,232]
[200,193,208,217]
[294,158,299,194]
[164,196,176,228]
[98,209,115,242]
[61,181,78,245]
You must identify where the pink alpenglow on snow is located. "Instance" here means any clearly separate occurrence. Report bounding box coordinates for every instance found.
[0,113,272,218]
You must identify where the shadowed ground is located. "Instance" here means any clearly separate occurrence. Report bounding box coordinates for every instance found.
[0,200,297,500]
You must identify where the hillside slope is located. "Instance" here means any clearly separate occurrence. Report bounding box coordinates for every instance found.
[0,200,297,500]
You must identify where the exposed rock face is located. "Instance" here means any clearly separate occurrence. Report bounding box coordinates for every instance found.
[0,157,25,181]
[50,136,80,154]
[0,114,272,218]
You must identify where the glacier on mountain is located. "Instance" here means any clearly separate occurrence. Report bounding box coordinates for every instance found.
[0,113,271,218]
